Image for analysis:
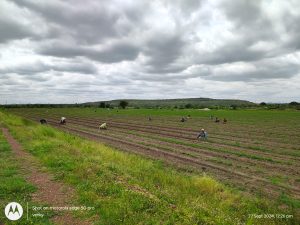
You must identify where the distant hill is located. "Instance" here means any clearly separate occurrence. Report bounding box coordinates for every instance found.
[85,98,256,108]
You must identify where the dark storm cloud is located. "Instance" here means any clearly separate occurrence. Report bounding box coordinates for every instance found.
[222,1,267,27]
[197,41,266,65]
[0,18,33,43]
[10,0,120,43]
[212,65,299,82]
[37,40,140,63]
[0,60,97,75]
[142,34,186,73]
[182,0,300,83]
[204,0,300,65]
[222,0,276,41]
[193,0,276,65]
[283,13,300,50]
[163,0,202,16]
[189,60,300,82]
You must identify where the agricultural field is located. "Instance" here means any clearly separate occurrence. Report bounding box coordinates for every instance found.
[1,108,300,224]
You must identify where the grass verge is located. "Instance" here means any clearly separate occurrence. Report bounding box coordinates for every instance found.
[0,128,52,224]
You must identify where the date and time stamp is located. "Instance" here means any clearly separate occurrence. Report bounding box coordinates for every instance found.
[248,213,293,219]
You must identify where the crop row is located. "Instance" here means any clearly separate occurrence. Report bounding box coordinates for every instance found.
[18,113,300,199]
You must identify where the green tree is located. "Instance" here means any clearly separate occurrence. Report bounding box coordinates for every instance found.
[230,104,237,110]
[119,100,128,109]
[99,102,106,108]
[289,101,299,106]
[185,103,193,109]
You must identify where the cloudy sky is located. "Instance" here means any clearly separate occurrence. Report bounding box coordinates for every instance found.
[1,0,300,104]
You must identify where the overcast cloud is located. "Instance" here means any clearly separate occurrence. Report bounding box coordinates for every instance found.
[1,0,300,104]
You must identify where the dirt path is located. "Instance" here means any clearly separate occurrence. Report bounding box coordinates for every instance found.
[1,128,91,225]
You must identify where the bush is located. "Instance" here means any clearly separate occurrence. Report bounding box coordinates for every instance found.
[99,102,106,108]
[119,100,129,109]
[185,103,193,109]
[289,101,299,106]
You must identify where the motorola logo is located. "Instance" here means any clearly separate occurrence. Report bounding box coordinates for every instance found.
[4,202,23,221]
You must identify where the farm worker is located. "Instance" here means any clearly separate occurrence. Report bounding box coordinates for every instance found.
[60,117,66,124]
[215,117,220,123]
[99,122,107,130]
[197,129,208,139]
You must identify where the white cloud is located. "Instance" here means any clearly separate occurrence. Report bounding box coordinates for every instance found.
[0,0,300,104]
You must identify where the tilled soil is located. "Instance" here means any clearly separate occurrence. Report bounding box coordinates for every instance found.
[60,114,300,144]
[15,112,300,200]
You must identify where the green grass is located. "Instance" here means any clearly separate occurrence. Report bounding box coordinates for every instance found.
[0,129,52,224]
[279,193,300,209]
[7,107,300,120]
[1,110,298,224]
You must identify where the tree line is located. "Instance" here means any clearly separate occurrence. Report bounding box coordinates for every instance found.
[1,101,299,110]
